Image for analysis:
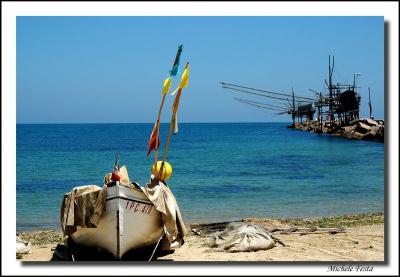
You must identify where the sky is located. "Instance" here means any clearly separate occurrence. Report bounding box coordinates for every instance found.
[16,16,384,123]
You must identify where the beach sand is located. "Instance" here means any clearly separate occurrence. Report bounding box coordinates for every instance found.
[17,213,384,262]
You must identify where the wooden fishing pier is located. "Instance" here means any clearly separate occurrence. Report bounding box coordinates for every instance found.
[221,55,384,142]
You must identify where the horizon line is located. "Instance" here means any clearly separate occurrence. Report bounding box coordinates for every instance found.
[16,121,292,125]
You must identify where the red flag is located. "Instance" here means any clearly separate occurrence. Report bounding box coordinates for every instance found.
[147,122,160,157]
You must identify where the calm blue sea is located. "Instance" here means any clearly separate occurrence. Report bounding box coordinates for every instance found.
[16,123,384,232]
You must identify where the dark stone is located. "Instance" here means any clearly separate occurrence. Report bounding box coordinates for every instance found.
[355,122,371,134]
[360,118,378,126]
[362,132,375,141]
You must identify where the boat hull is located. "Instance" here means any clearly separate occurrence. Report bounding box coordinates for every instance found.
[70,184,163,259]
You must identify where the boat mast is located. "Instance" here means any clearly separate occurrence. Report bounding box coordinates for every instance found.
[114,152,120,171]
[368,87,373,119]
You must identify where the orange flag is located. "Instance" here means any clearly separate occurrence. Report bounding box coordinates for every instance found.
[147,121,160,157]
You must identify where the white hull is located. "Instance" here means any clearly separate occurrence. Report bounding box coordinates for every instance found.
[70,184,163,259]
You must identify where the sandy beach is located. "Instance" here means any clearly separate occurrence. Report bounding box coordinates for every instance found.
[17,213,384,262]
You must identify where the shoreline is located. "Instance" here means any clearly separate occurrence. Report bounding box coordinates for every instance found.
[289,118,384,142]
[16,211,385,234]
[17,212,384,262]
[16,212,384,240]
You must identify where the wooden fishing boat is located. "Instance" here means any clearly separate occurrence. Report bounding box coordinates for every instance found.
[67,181,164,260]
[61,45,189,260]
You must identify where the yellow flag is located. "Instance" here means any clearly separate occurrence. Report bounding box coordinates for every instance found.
[162,77,172,95]
[179,64,189,89]
[171,63,189,96]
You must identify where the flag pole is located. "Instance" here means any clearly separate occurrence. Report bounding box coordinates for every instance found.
[152,46,183,177]
[162,88,183,165]
[161,61,189,168]
[153,95,166,176]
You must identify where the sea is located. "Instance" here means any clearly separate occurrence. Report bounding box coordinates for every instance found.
[16,123,385,232]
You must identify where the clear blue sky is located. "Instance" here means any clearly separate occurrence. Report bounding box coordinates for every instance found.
[16,16,384,123]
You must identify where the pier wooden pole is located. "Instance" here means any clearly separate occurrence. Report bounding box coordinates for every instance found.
[368,87,372,119]
[292,88,295,127]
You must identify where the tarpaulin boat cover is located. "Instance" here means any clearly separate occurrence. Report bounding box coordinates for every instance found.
[141,175,187,248]
[60,166,130,236]
[60,166,186,249]
[210,222,275,252]
[60,184,107,236]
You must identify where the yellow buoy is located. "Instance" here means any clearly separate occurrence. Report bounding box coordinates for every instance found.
[152,161,172,181]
